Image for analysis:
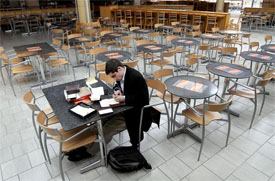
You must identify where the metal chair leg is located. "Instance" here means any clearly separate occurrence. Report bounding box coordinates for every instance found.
[44,132,51,164]
[38,127,47,161]
[259,88,266,116]
[249,98,257,129]
[198,124,205,161]
[225,107,231,147]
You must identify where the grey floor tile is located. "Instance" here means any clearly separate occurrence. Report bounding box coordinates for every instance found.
[268,135,275,146]
[0,147,13,165]
[192,139,221,158]
[241,128,270,145]
[230,135,261,155]
[247,153,275,177]
[153,140,181,161]
[11,138,38,158]
[270,174,275,181]
[138,168,171,181]
[4,176,19,181]
[27,149,46,167]
[143,149,165,169]
[203,155,236,180]
[258,143,275,161]
[186,166,222,181]
[94,171,120,181]
[115,169,147,180]
[1,155,31,180]
[19,164,51,181]
[206,129,233,148]
[177,147,208,170]
[147,125,169,143]
[233,163,269,181]
[253,121,275,137]
[217,145,250,167]
[224,175,240,181]
[66,164,99,181]
[159,157,192,180]
[169,133,196,151]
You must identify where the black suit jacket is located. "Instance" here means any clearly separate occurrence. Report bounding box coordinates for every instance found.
[114,66,151,145]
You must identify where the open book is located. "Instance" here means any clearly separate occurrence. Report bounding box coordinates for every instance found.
[70,103,95,117]
[99,98,120,108]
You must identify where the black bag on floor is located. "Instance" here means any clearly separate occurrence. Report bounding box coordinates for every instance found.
[107,146,152,172]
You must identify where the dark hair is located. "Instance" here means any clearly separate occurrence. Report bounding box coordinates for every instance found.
[105,59,124,74]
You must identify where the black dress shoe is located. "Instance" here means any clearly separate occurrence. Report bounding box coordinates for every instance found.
[68,151,91,162]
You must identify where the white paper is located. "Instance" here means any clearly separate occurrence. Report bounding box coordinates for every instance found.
[70,105,95,117]
[98,108,113,115]
[90,94,101,101]
[99,98,119,108]
[68,93,78,99]
[91,87,104,96]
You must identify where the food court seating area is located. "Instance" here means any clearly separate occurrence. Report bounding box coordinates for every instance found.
[0,8,275,181]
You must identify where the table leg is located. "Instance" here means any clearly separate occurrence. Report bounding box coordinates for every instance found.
[80,120,107,174]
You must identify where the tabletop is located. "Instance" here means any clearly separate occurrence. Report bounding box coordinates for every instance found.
[103,22,121,27]
[96,50,132,62]
[132,29,153,34]
[261,44,275,53]
[206,62,252,79]
[240,51,275,63]
[42,79,132,131]
[164,75,217,99]
[201,33,225,40]
[103,32,128,39]
[219,30,244,35]
[137,43,169,53]
[13,42,56,57]
[171,38,200,46]
[158,25,174,30]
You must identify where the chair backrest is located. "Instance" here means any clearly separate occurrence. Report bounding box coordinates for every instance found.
[171,22,180,26]
[158,12,165,18]
[136,39,150,46]
[145,11,153,18]
[173,27,181,33]
[85,40,100,48]
[199,44,210,51]
[192,31,201,37]
[67,33,81,40]
[148,32,159,38]
[52,29,63,34]
[120,19,127,24]
[207,16,217,23]
[89,47,107,55]
[208,96,232,112]
[130,26,140,31]
[166,35,179,42]
[153,68,173,79]
[180,14,188,24]
[154,23,164,29]
[146,79,166,95]
[162,51,175,57]
[100,30,112,36]
[192,25,200,31]
[122,60,139,68]
[122,35,134,41]
[193,15,201,22]
[23,91,40,112]
[249,42,259,50]
[242,33,251,39]
[211,27,220,33]
[257,77,272,87]
[264,35,272,44]
[221,47,237,54]
[94,62,106,72]
[62,45,70,51]
[186,58,198,67]
[36,111,60,137]
[99,73,115,85]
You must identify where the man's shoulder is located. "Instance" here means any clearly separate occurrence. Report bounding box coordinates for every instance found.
[126,66,143,79]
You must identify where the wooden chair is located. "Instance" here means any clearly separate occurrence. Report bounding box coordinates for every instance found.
[148,32,160,43]
[51,29,65,44]
[264,35,272,45]
[187,44,210,62]
[23,91,58,162]
[93,62,106,77]
[87,47,108,76]
[144,11,154,29]
[151,50,175,69]
[36,111,98,181]
[134,11,143,28]
[117,35,135,50]
[182,95,232,160]
[46,44,76,80]
[124,10,133,26]
[192,15,202,26]
[99,72,114,86]
[232,33,251,53]
[218,47,237,64]
[122,60,139,70]
[180,14,189,25]
[211,27,220,33]
[168,13,178,25]
[205,16,217,33]
[157,12,167,24]
[80,40,100,62]
[228,75,272,128]
[115,10,123,23]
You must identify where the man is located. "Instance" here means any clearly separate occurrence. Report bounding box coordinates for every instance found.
[106,59,151,147]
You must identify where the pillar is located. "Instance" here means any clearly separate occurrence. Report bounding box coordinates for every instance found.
[76,0,91,23]
[216,0,224,12]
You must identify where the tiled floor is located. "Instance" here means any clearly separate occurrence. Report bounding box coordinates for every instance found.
[0,20,275,181]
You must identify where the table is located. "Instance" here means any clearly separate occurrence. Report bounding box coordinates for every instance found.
[164,75,217,141]
[261,44,275,53]
[201,34,225,61]
[137,43,169,76]
[206,62,252,117]
[171,37,200,72]
[219,30,244,35]
[132,29,153,39]
[96,50,132,62]
[42,78,132,174]
[103,22,121,31]
[103,32,128,39]
[158,25,174,43]
[13,42,57,87]
[240,51,275,85]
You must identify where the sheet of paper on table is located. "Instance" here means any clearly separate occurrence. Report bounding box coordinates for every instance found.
[98,108,113,115]
[86,76,98,87]
[99,98,119,108]
[70,105,95,117]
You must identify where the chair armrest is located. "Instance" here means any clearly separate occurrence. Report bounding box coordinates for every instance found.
[230,79,255,91]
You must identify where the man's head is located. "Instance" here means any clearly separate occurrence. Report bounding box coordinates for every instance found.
[105,59,125,81]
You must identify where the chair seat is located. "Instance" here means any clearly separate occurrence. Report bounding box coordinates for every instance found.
[54,36,63,40]
[228,85,260,99]
[156,91,181,103]
[47,58,68,67]
[43,52,59,59]
[211,46,222,51]
[149,40,157,43]
[182,104,222,125]
[151,59,173,66]
[56,128,97,152]
[187,53,206,59]
[12,64,34,74]
[3,57,23,65]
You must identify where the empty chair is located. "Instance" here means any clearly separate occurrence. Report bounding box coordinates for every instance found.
[205,16,217,33]
[115,10,123,23]
[124,10,133,26]
[36,111,98,181]
[180,14,189,25]
[168,13,178,25]
[181,95,232,160]
[151,50,175,69]
[192,15,202,26]
[157,12,167,24]
[99,72,114,87]
[87,47,108,76]
[144,11,154,29]
[264,35,272,45]
[134,11,143,27]
[218,47,237,64]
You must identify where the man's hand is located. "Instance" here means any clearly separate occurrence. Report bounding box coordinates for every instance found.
[113,90,125,103]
